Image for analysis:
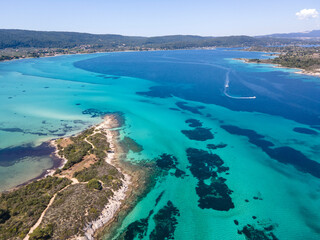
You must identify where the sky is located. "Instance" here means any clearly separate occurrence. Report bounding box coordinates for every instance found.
[0,0,320,37]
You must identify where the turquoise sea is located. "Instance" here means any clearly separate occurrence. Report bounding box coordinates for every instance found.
[0,49,320,239]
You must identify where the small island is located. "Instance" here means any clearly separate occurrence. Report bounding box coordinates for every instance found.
[0,115,152,240]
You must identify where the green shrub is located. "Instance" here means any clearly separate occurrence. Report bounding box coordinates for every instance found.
[29,224,54,240]
[0,177,70,239]
[0,208,10,223]
[87,179,102,190]
[74,167,98,182]
[88,133,109,151]
[61,141,92,170]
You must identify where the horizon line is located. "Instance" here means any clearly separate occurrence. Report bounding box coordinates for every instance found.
[1,27,319,38]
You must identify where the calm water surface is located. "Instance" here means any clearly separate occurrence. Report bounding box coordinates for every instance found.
[0,49,320,239]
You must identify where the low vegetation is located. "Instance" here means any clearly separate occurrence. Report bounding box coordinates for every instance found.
[0,119,127,239]
[74,159,123,191]
[88,132,110,161]
[36,121,124,239]
[39,183,114,239]
[29,224,54,240]
[273,54,320,70]
[87,179,103,190]
[0,177,71,240]
[57,128,94,170]
[245,46,320,72]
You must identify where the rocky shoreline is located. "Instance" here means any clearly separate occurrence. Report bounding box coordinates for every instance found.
[51,114,150,240]
[79,116,133,240]
[93,119,156,240]
[0,114,152,240]
[234,58,320,78]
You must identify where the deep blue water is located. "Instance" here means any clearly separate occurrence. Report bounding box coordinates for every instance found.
[0,49,320,239]
[75,50,320,125]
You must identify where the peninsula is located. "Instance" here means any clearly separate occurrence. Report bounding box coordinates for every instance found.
[0,115,152,240]
[238,46,320,77]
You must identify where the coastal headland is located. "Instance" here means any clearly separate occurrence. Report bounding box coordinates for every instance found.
[235,45,320,78]
[234,57,320,78]
[0,114,154,240]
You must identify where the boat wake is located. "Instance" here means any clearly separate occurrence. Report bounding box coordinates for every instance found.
[223,71,256,99]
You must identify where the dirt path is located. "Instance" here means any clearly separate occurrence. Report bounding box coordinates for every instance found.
[24,115,126,240]
[84,137,95,149]
[24,183,75,240]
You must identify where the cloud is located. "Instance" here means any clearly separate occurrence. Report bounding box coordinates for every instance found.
[296,9,319,20]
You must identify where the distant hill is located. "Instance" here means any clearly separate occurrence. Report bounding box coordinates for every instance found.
[260,30,320,39]
[0,29,301,50]
[0,29,144,49]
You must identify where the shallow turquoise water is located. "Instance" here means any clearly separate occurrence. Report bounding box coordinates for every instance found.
[0,50,320,239]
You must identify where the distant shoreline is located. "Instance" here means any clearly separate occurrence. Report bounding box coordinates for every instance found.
[5,48,319,79]
[233,58,320,78]
[0,47,217,63]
